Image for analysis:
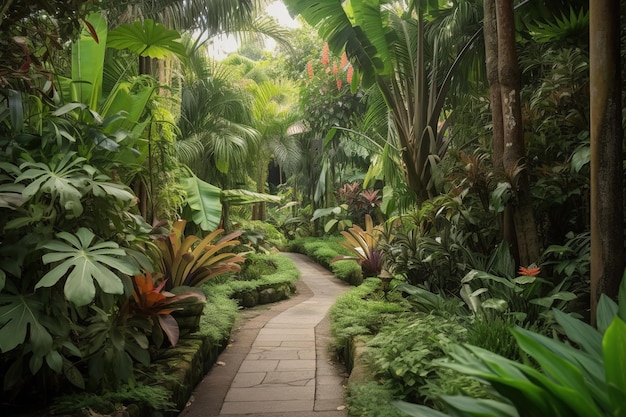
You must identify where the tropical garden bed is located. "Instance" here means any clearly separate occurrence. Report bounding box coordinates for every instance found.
[2,1,624,417]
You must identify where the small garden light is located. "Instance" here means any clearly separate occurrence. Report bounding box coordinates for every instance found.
[378,268,393,299]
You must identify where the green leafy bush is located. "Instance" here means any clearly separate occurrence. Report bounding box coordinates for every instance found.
[366,314,485,409]
[287,236,363,284]
[346,381,407,417]
[329,278,407,351]
[393,276,626,417]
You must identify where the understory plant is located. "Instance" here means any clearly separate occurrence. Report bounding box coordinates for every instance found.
[156,219,246,289]
[332,214,385,277]
[392,274,626,417]
[366,313,485,409]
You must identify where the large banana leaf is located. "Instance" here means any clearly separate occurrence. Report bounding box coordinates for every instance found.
[181,174,222,231]
[221,189,282,205]
[71,13,107,109]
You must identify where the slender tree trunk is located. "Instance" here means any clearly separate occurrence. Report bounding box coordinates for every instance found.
[589,0,624,322]
[483,0,518,262]
[495,0,540,266]
[483,0,503,171]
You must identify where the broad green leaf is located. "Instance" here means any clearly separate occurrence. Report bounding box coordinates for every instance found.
[64,362,85,389]
[89,176,136,202]
[392,400,449,417]
[45,350,63,374]
[553,309,602,357]
[7,89,23,133]
[570,145,590,173]
[0,294,53,353]
[530,291,577,308]
[36,228,136,306]
[221,189,282,205]
[181,175,222,231]
[441,396,519,417]
[597,294,618,333]
[603,317,626,410]
[512,327,601,416]
[107,19,186,59]
[72,13,108,109]
[0,270,5,291]
[482,298,508,311]
[100,80,157,131]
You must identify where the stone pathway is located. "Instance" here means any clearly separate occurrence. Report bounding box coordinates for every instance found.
[178,252,350,417]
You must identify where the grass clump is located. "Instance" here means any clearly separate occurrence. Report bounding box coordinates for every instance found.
[50,384,175,416]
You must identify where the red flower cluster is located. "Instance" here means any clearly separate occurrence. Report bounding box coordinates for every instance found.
[518,265,541,276]
[310,43,354,91]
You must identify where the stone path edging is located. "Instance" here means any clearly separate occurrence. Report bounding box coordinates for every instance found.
[178,252,350,417]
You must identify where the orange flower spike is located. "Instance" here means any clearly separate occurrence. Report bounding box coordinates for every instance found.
[518,265,541,276]
[336,78,342,91]
[307,61,314,79]
[333,61,338,75]
[321,43,330,66]
[340,52,348,69]
[347,65,354,84]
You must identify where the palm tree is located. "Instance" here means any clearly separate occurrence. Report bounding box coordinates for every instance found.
[246,79,302,220]
[283,0,478,206]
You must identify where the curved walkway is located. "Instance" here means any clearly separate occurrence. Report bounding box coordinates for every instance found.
[178,253,351,417]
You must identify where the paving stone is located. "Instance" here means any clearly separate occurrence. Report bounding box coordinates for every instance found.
[220,399,314,415]
[237,359,278,372]
[263,370,315,385]
[224,385,314,402]
[230,372,266,388]
[276,359,316,370]
[315,384,345,401]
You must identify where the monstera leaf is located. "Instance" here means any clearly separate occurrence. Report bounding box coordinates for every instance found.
[36,228,139,306]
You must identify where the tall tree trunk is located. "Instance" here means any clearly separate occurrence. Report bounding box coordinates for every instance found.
[495,0,540,266]
[589,0,624,322]
[483,0,518,262]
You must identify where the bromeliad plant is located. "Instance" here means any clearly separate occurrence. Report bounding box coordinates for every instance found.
[393,274,626,417]
[331,214,385,277]
[126,272,205,347]
[156,220,246,289]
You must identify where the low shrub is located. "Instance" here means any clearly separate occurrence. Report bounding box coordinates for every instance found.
[464,314,524,361]
[329,278,407,351]
[232,218,288,251]
[345,381,407,417]
[331,260,364,285]
[287,236,363,285]
[365,313,485,409]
